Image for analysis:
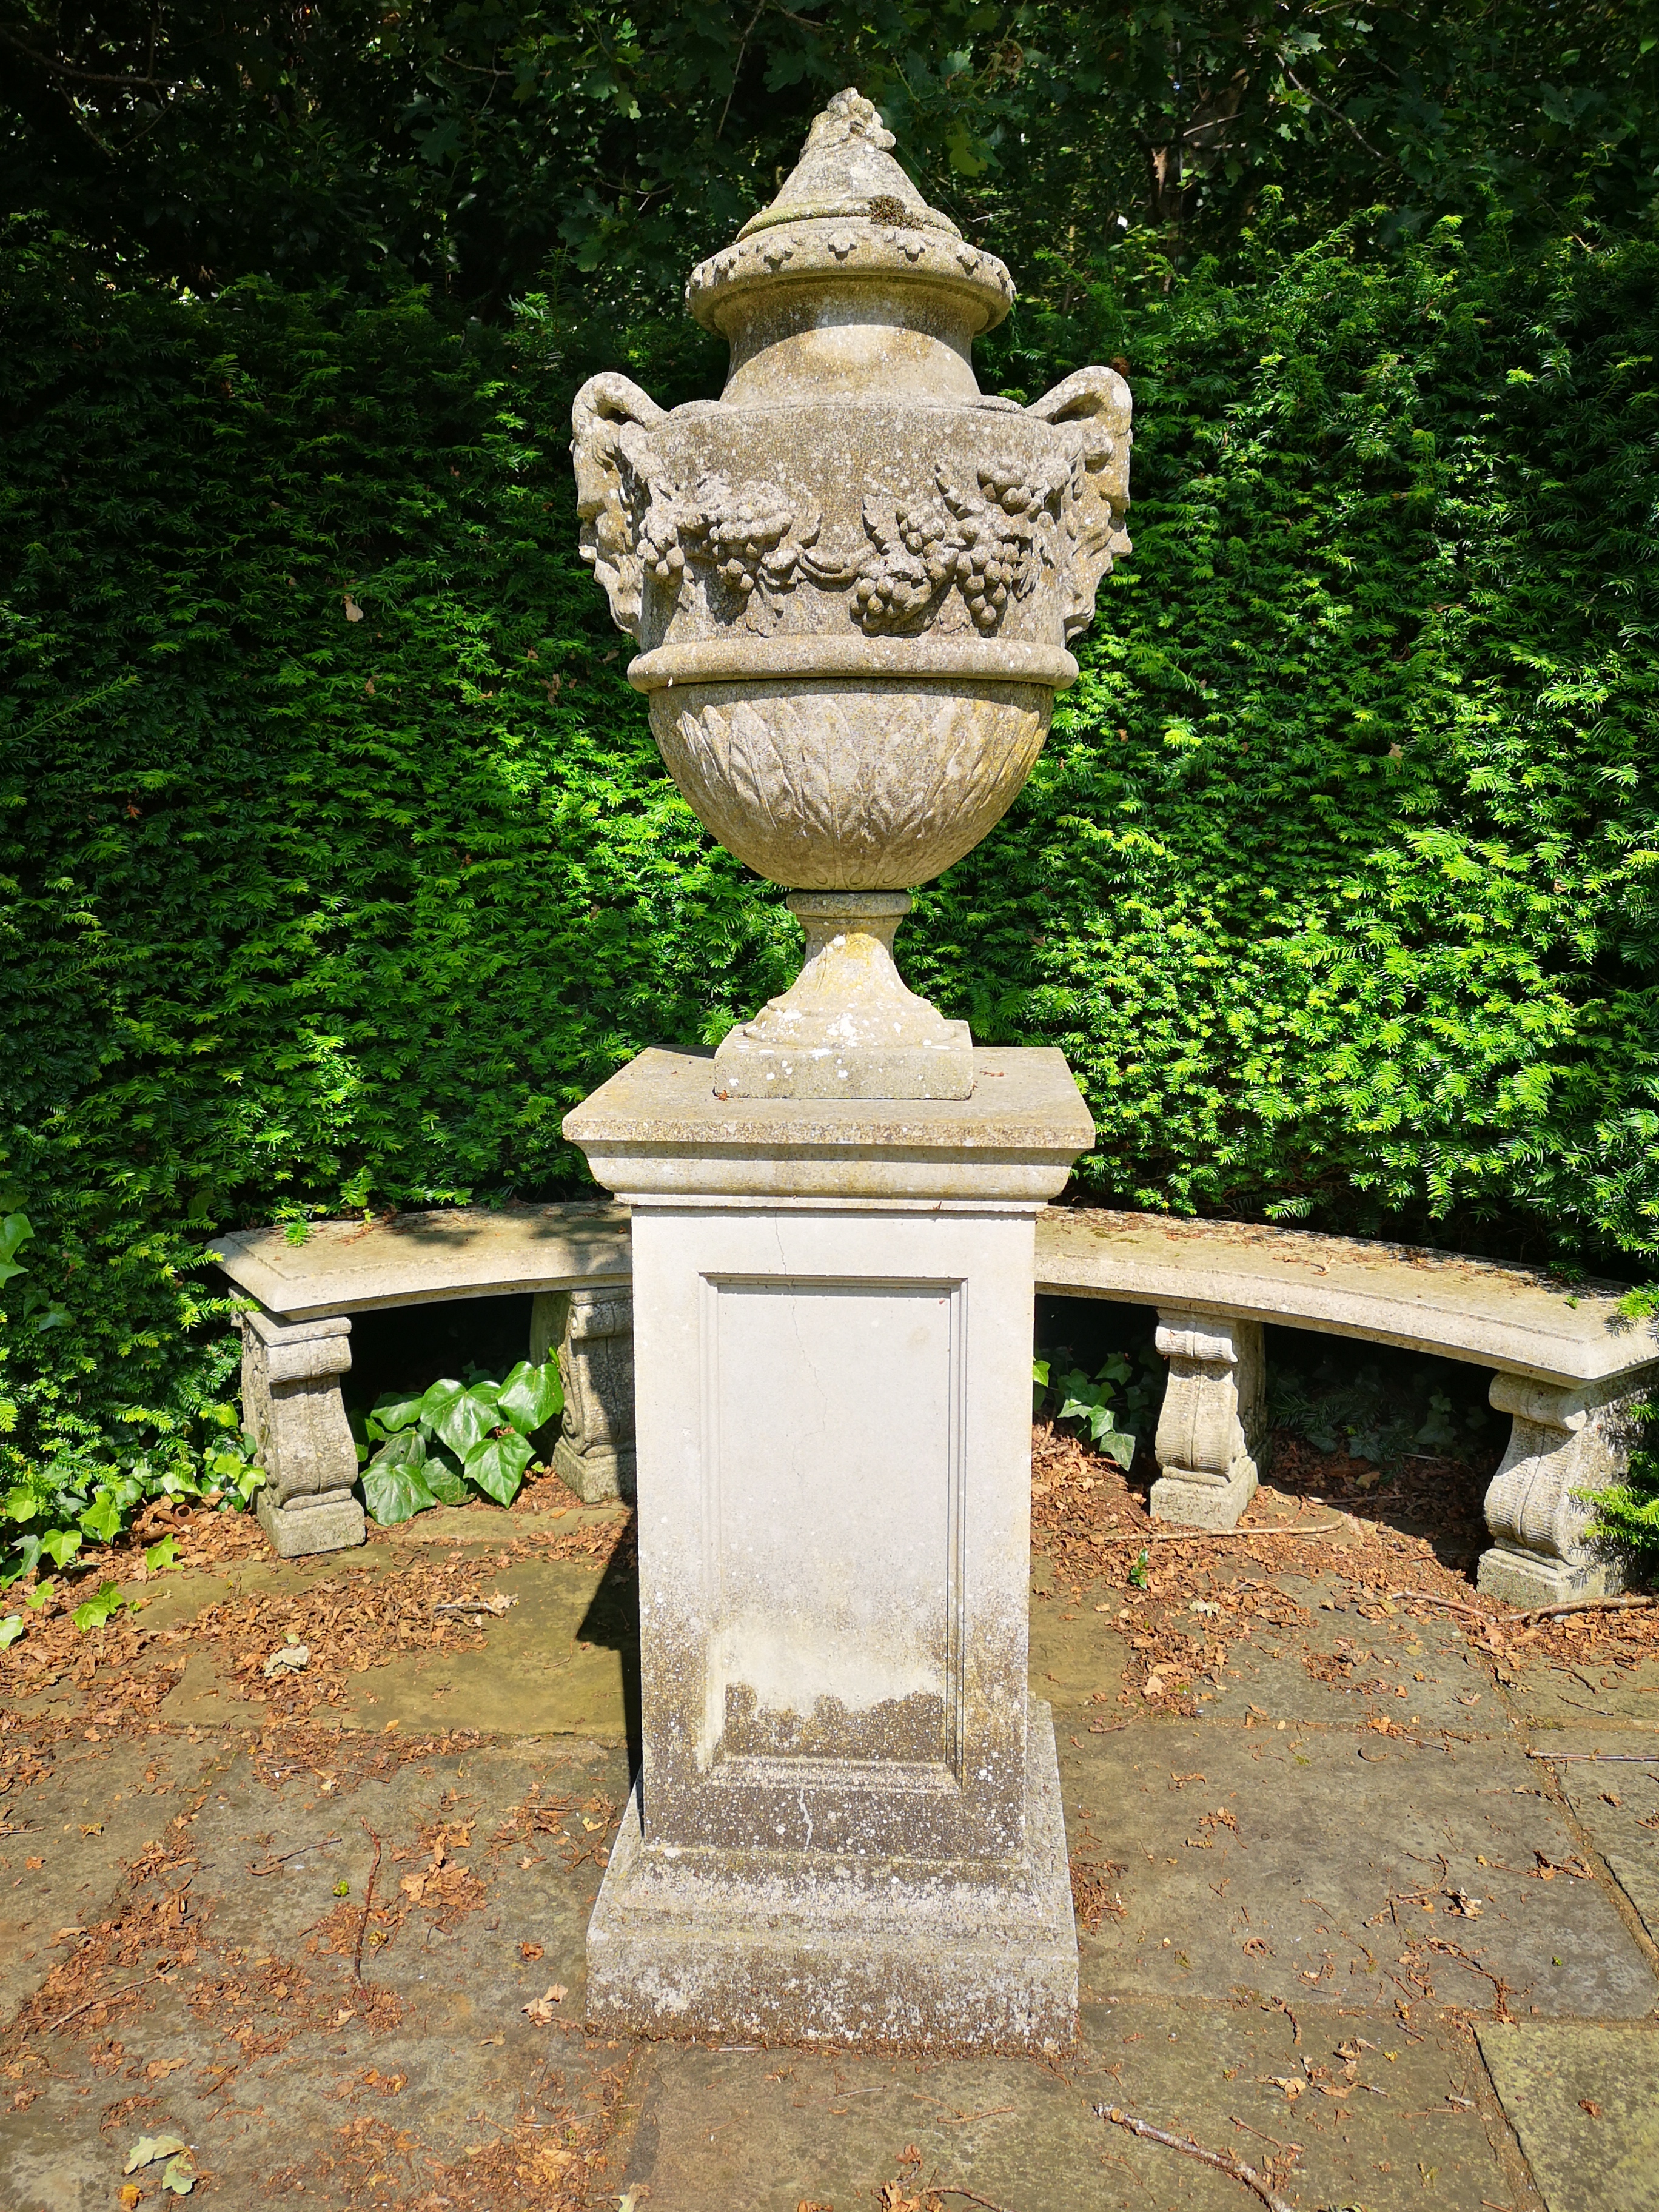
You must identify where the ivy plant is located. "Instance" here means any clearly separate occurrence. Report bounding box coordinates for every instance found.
[357,1357,563,1526]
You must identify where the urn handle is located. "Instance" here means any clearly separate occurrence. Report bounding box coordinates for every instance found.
[1027,366,1133,642]
[571,372,671,639]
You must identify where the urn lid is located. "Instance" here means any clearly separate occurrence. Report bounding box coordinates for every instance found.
[686,89,1014,341]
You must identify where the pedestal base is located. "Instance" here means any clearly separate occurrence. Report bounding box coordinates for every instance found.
[1150,1460,1258,1530]
[256,1488,366,1558]
[1476,1544,1623,1610]
[586,1701,1077,2053]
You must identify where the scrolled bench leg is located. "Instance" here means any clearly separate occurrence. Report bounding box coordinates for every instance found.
[1149,1309,1267,1531]
[1476,1371,1654,1607]
[242,1309,366,1558]
[531,1288,637,1505]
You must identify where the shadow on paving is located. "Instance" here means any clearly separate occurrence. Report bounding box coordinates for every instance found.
[1,1511,1657,2210]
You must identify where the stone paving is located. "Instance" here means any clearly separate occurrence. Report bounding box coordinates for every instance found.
[2,1483,1656,2211]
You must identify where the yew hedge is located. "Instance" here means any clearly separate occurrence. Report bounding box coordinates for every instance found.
[2,207,1657,1552]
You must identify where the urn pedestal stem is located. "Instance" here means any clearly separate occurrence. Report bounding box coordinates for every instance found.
[714,891,973,1100]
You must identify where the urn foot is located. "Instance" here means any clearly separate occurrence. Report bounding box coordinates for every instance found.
[714,891,974,1100]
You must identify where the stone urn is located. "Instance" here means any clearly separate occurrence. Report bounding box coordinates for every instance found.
[571,87,1131,1098]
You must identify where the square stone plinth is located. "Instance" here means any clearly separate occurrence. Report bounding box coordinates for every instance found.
[586,1701,1076,2052]
[563,1046,1095,2054]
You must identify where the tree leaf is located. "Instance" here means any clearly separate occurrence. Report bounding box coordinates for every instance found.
[0,1617,23,1648]
[126,2135,189,2174]
[495,1358,562,1437]
[464,1428,532,1506]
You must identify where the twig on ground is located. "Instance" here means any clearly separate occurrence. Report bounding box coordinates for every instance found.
[930,2190,1011,2212]
[354,1819,382,1986]
[1388,1589,1493,1621]
[247,1833,340,1877]
[1097,1522,1346,1546]
[1097,2106,1296,2212]
[1527,1749,1659,1765]
[1228,2114,1304,2155]
[1516,1594,1656,1623]
[47,1972,163,2034]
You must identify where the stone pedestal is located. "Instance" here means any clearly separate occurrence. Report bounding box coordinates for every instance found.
[563,1045,1094,2051]
[1477,1372,1652,1607]
[1149,1309,1266,1530]
[241,1310,367,1558]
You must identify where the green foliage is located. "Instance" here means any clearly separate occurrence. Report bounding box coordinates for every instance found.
[1268,1344,1492,1473]
[3,2,1654,310]
[0,1615,22,1648]
[358,1356,561,1524]
[1584,1399,1659,1577]
[1034,1350,1158,1470]
[2,201,1657,1514]
[70,1578,127,1633]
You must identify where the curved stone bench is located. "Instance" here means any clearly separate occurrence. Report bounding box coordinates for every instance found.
[1037,1209,1658,1606]
[213,1204,1658,1602]
[213,1203,634,1555]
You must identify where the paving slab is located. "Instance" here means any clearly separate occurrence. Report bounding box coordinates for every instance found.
[612,2000,1515,2211]
[0,1735,632,2211]
[1532,1731,1659,1951]
[1478,2020,1659,2212]
[1502,1651,1659,1732]
[1059,1721,1659,2020]
[0,1734,228,2022]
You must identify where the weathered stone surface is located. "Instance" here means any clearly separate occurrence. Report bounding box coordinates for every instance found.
[713,891,973,1099]
[212,1198,631,1322]
[1478,2021,1659,2212]
[586,1703,1076,2051]
[1148,1308,1265,1530]
[565,1045,1093,2050]
[1477,1373,1648,1606]
[241,1307,364,1555]
[531,1287,638,1504]
[255,1486,367,1558]
[563,1044,1094,1201]
[1036,1205,1657,1387]
[570,87,1132,1096]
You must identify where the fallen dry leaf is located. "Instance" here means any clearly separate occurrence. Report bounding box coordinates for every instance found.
[126,2134,189,2174]
[520,1941,543,1960]
[1581,2099,1603,2118]
[521,1983,569,2023]
[262,1642,310,1677]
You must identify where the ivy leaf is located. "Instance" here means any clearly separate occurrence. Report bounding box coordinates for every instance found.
[0,1617,22,1648]
[464,1428,532,1506]
[431,1382,500,1458]
[145,1533,182,1572]
[372,1390,426,1434]
[0,1212,34,1289]
[79,1490,122,1544]
[362,1429,437,1525]
[424,1461,469,1507]
[41,1529,82,1569]
[495,1358,562,1437]
[72,1580,127,1633]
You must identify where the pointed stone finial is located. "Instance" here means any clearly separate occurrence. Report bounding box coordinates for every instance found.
[688,87,1013,356]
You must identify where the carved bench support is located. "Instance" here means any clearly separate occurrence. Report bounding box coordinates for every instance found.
[1477,1370,1654,1607]
[1149,1309,1267,1531]
[531,1288,637,1504]
[243,1309,366,1558]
